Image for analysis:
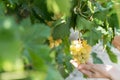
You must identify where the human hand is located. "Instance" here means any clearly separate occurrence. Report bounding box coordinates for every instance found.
[70,60,111,79]
[70,60,120,80]
[112,35,120,50]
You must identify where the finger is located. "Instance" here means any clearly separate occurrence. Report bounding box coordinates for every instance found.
[86,62,94,65]
[70,60,79,68]
[70,60,98,73]
[92,64,103,71]
[80,69,93,78]
[117,46,120,50]
[70,60,93,71]
[78,63,99,73]
[78,64,92,70]
[93,64,113,73]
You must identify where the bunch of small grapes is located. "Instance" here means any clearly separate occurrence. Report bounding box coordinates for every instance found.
[48,36,62,48]
[70,39,91,64]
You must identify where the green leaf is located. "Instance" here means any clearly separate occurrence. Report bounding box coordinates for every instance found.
[63,56,73,77]
[55,41,73,78]
[55,47,69,78]
[55,0,71,16]
[96,0,107,3]
[0,17,21,63]
[0,2,5,16]
[47,0,71,16]
[52,19,64,27]
[55,46,65,64]
[96,26,113,45]
[76,16,93,30]
[88,1,95,13]
[106,45,118,63]
[28,45,50,71]
[91,52,104,64]
[62,37,70,54]
[52,20,70,40]
[94,3,113,26]
[93,11,107,22]
[33,0,53,21]
[29,51,48,72]
[45,66,64,80]
[114,1,120,29]
[83,28,102,46]
[28,45,51,63]
[20,18,32,27]
[108,13,119,29]
[29,71,47,80]
[8,0,19,4]
[102,34,112,45]
[20,20,51,46]
[47,0,60,14]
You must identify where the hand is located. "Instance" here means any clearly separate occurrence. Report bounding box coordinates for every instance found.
[70,60,120,80]
[112,35,120,50]
[70,60,111,79]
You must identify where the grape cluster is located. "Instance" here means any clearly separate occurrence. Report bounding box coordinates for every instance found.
[70,39,91,64]
[48,36,62,48]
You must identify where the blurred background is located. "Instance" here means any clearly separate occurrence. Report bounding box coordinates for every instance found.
[0,0,120,80]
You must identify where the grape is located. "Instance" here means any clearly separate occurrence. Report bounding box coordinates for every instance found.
[70,39,91,64]
[48,36,62,48]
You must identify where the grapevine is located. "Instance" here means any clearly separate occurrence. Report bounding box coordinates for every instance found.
[0,0,119,80]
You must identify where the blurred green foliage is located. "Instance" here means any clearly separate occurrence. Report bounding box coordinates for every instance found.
[0,0,120,80]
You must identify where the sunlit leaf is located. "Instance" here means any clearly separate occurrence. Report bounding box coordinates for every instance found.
[55,0,71,16]
[0,17,21,64]
[106,45,118,63]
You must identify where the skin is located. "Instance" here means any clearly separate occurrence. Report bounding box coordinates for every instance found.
[70,60,120,80]
[112,35,120,50]
[70,35,120,80]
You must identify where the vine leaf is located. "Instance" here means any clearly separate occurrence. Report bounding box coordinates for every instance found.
[20,19,51,46]
[108,13,119,29]
[0,2,5,16]
[47,0,71,16]
[28,45,51,71]
[46,66,64,80]
[33,0,53,21]
[76,16,93,30]
[83,28,102,46]
[52,20,70,40]
[0,17,21,63]
[91,52,103,64]
[106,45,118,63]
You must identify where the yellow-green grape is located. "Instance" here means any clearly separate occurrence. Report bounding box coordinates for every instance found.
[70,39,91,64]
